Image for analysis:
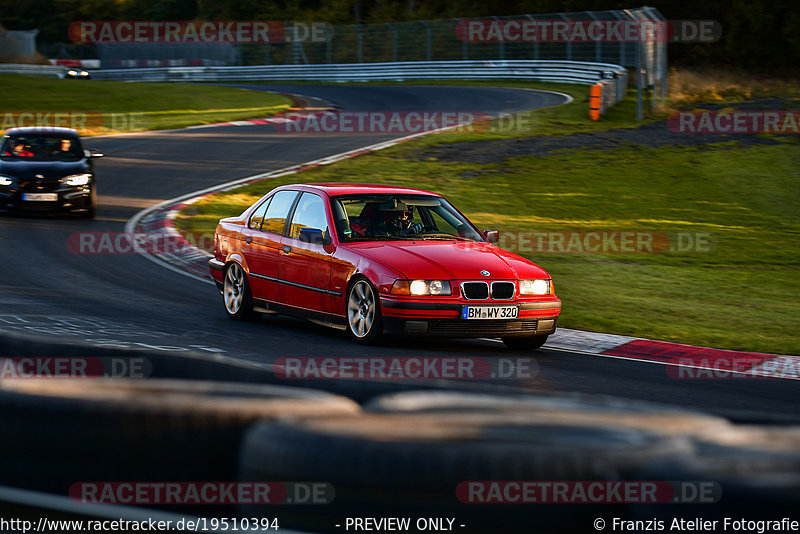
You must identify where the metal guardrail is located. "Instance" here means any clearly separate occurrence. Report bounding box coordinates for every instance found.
[92,59,629,111]
[93,59,625,83]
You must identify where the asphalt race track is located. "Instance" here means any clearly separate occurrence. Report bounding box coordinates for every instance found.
[0,84,795,420]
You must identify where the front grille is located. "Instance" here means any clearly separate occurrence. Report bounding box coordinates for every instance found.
[461,282,489,300]
[428,319,538,337]
[491,281,515,300]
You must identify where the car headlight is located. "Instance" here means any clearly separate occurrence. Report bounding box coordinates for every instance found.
[519,279,551,295]
[67,70,78,76]
[0,176,12,186]
[391,279,452,296]
[63,173,91,186]
[80,70,89,77]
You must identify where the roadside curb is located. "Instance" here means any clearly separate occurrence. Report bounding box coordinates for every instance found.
[549,329,798,380]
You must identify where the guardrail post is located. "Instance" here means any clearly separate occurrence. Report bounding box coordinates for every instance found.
[525,15,539,60]
[388,23,398,62]
[352,25,364,63]
[455,18,468,60]
[326,26,333,63]
[421,21,432,61]
[586,11,602,62]
[636,41,644,121]
[493,17,505,60]
[559,13,572,60]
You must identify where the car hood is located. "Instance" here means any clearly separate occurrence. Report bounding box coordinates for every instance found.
[347,240,550,280]
[0,160,89,180]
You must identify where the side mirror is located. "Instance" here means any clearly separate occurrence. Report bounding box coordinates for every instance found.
[299,228,326,244]
[484,229,500,244]
[87,149,104,159]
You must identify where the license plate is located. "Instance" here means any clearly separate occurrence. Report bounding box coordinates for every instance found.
[23,193,58,202]
[462,305,519,320]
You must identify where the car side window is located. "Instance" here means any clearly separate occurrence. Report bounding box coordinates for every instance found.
[288,193,328,240]
[248,198,271,230]
[261,190,299,235]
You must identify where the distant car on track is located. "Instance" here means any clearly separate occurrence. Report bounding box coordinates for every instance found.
[0,127,102,218]
[64,69,91,79]
[209,183,561,350]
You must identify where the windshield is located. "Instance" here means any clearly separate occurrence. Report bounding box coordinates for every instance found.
[0,134,84,161]
[330,194,486,242]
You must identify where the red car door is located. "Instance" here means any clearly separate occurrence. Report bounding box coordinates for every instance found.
[279,192,335,314]
[241,190,299,303]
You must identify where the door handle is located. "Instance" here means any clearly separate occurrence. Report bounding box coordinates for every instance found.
[282,245,292,254]
[245,236,253,244]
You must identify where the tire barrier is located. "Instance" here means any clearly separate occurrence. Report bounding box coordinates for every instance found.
[364,390,732,437]
[0,378,360,502]
[239,412,691,533]
[630,426,800,522]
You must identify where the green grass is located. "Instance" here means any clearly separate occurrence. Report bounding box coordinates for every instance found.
[0,74,292,135]
[175,83,800,355]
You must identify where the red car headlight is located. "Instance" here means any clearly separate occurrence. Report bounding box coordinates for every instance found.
[519,279,552,295]
[391,280,452,296]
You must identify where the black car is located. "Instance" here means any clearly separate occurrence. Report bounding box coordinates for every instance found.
[0,127,102,218]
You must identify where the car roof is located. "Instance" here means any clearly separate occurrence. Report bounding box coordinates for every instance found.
[295,183,441,197]
[3,127,81,137]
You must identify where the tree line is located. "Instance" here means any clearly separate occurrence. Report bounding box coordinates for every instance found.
[1,0,797,71]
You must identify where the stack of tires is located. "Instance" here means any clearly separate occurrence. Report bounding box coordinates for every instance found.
[238,391,733,533]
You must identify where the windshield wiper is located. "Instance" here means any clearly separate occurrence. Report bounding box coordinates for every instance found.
[418,233,475,241]
[347,235,418,242]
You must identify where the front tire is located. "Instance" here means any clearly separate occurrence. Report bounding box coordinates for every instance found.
[80,188,97,219]
[346,278,382,344]
[223,263,259,321]
[503,335,548,351]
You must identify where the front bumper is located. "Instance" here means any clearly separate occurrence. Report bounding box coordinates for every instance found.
[381,297,560,338]
[0,187,93,214]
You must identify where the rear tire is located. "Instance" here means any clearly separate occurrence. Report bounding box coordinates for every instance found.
[502,335,548,351]
[223,262,260,321]
[346,277,382,345]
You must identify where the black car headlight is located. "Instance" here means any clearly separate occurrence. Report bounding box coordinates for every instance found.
[0,176,12,186]
[63,173,91,186]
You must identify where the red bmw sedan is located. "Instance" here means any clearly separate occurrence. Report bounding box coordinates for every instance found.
[209,184,561,350]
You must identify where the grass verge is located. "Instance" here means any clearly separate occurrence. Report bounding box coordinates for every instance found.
[174,78,800,355]
[0,74,292,135]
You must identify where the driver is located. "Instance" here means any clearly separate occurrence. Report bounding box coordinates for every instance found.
[52,139,73,157]
[379,208,424,236]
